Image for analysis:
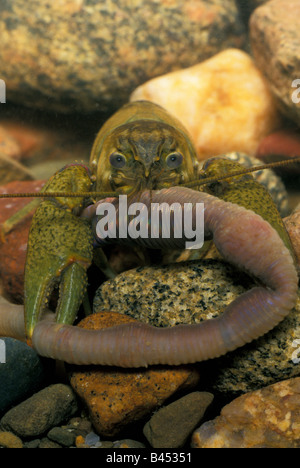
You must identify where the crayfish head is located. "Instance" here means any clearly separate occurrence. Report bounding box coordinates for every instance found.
[92,118,199,195]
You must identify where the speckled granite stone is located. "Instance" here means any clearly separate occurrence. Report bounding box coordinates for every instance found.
[250,0,300,126]
[192,377,300,448]
[0,0,245,113]
[94,260,300,394]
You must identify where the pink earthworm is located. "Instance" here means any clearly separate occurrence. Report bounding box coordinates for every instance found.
[0,187,298,367]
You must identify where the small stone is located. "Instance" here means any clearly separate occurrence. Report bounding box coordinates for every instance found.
[38,438,62,449]
[66,417,93,438]
[0,0,245,113]
[0,335,47,414]
[0,180,45,301]
[24,439,40,448]
[69,312,200,438]
[47,427,76,447]
[130,48,281,160]
[84,431,101,447]
[250,0,300,126]
[0,431,23,448]
[99,441,114,448]
[192,377,300,448]
[113,439,146,448]
[0,384,78,438]
[75,435,88,449]
[143,392,213,448]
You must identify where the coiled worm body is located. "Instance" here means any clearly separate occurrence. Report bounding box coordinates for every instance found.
[24,187,298,367]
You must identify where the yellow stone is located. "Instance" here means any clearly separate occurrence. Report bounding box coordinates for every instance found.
[0,431,23,448]
[130,48,281,160]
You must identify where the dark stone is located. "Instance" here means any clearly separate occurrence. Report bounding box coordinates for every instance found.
[0,337,47,415]
[143,392,214,448]
[0,384,78,438]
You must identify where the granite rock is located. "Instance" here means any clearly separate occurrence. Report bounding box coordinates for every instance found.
[130,48,281,159]
[69,312,200,438]
[0,384,78,438]
[192,377,300,448]
[0,180,45,302]
[143,391,214,448]
[0,0,245,113]
[94,259,300,395]
[250,0,300,126]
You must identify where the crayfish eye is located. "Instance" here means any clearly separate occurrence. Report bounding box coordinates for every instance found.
[165,152,183,169]
[109,152,127,169]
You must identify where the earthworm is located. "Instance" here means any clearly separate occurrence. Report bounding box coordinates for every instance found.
[22,186,298,367]
[0,302,26,342]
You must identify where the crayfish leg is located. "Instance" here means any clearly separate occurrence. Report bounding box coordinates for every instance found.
[56,262,89,325]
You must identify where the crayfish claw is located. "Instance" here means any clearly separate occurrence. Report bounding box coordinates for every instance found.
[55,262,89,325]
[24,164,94,341]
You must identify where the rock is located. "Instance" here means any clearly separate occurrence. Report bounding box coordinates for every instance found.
[0,335,47,415]
[250,0,300,126]
[47,426,76,447]
[256,129,300,176]
[0,126,21,160]
[143,392,213,448]
[130,48,281,160]
[69,312,200,438]
[0,120,91,166]
[0,151,34,185]
[113,439,146,449]
[0,431,23,448]
[0,384,78,438]
[94,260,300,395]
[284,208,300,270]
[38,438,62,449]
[220,152,290,217]
[24,439,40,448]
[0,0,245,113]
[66,417,93,439]
[192,377,300,448]
[0,180,45,301]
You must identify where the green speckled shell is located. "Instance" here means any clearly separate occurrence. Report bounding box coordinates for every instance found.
[201,157,296,257]
[89,101,198,193]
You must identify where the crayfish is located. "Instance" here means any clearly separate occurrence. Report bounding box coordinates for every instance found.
[0,100,299,367]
